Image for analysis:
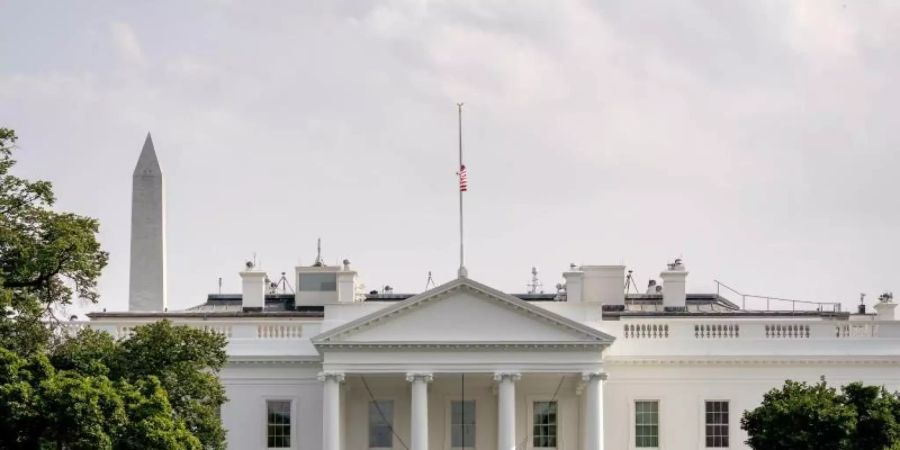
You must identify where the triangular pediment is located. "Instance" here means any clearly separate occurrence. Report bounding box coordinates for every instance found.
[312,277,614,349]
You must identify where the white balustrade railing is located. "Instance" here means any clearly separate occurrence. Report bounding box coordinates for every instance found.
[695,323,740,339]
[623,323,669,339]
[256,324,303,339]
[60,320,309,341]
[610,319,900,343]
[764,323,810,339]
[200,324,233,338]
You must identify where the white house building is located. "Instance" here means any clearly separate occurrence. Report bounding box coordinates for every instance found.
[81,137,900,450]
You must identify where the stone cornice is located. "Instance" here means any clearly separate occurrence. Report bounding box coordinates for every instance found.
[227,356,321,366]
[604,356,900,366]
[315,341,607,350]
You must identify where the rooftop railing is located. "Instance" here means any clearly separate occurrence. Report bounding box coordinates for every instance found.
[715,280,842,313]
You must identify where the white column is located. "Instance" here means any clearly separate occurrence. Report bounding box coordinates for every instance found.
[319,372,345,450]
[582,371,607,450]
[406,373,433,450]
[494,372,521,450]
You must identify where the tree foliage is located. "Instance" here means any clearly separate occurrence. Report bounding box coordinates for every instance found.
[0,127,109,356]
[0,346,204,450]
[742,378,900,450]
[0,128,226,449]
[51,322,228,449]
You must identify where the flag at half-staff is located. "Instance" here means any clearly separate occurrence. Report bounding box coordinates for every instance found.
[458,164,468,192]
[456,102,468,278]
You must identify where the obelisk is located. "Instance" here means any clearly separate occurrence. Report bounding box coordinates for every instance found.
[128,132,167,311]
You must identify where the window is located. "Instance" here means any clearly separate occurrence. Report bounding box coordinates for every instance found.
[634,400,659,448]
[298,273,337,291]
[533,401,558,448]
[705,401,729,448]
[266,400,291,449]
[369,400,394,448]
[451,400,475,448]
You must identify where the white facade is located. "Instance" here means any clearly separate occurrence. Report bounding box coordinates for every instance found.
[86,136,900,450]
[85,269,900,450]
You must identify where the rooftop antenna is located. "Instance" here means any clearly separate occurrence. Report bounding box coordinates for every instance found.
[217,277,222,295]
[624,270,640,294]
[272,272,294,294]
[313,238,324,267]
[527,266,543,294]
[425,271,436,290]
[456,102,468,278]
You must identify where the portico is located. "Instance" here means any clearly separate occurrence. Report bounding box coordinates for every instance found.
[312,277,614,450]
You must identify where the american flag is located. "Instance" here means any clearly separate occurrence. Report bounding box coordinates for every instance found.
[458,164,468,192]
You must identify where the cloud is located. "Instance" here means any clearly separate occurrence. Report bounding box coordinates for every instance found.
[0,0,897,314]
[109,22,147,67]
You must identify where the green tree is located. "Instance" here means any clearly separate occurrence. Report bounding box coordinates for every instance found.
[116,376,201,450]
[0,127,108,356]
[742,379,900,450]
[38,370,127,450]
[50,327,118,377]
[115,321,227,449]
[1,327,223,450]
[48,322,228,450]
[0,128,226,449]
[79,321,228,449]
[843,382,900,450]
[0,347,48,447]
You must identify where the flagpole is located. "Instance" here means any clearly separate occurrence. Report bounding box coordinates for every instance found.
[457,102,467,278]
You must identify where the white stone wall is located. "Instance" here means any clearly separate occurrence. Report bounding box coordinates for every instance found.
[218,363,900,450]
[604,363,900,450]
[220,364,323,450]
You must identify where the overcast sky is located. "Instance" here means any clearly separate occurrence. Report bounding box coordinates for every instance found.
[1,0,898,314]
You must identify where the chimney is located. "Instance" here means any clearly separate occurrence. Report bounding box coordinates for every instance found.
[563,264,584,303]
[241,262,267,312]
[336,259,358,303]
[874,292,897,321]
[581,266,625,305]
[581,265,626,305]
[660,259,688,309]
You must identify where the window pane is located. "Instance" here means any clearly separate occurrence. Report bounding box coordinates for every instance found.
[298,273,337,291]
[266,400,291,449]
[451,400,476,447]
[704,401,729,448]
[635,401,659,448]
[533,401,558,448]
[369,400,394,448]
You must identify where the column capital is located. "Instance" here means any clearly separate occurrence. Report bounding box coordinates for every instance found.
[318,371,346,383]
[493,372,522,383]
[581,371,608,382]
[405,372,434,383]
